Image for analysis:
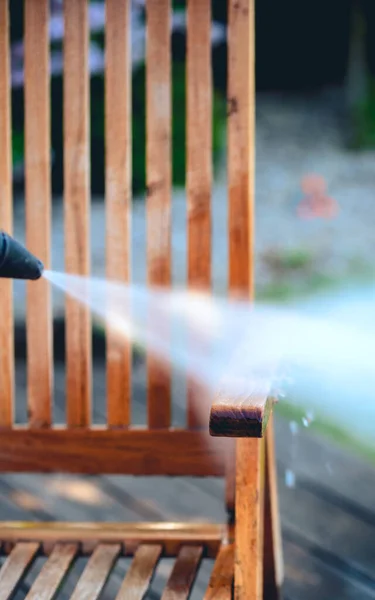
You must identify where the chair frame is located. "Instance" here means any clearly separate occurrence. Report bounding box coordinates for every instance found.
[0,0,283,598]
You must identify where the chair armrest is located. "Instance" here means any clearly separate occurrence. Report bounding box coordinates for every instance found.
[209,379,276,438]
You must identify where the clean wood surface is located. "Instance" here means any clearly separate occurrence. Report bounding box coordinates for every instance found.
[186,0,212,428]
[0,523,223,559]
[105,0,132,428]
[64,0,92,428]
[226,0,256,527]
[25,543,78,600]
[146,0,172,429]
[115,544,162,599]
[70,543,120,600]
[161,545,203,599]
[204,543,234,599]
[235,438,264,600]
[0,428,228,476]
[0,0,14,428]
[209,385,274,437]
[24,0,52,429]
[0,542,39,598]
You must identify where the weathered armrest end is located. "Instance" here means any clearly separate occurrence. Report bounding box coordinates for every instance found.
[209,382,276,438]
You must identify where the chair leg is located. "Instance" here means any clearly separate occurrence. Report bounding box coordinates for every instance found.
[263,415,284,599]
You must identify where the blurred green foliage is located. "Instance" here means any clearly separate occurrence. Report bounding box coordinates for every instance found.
[350,78,375,148]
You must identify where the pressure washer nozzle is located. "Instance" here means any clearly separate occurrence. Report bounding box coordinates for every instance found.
[0,231,44,280]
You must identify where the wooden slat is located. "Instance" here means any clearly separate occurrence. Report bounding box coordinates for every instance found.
[204,543,234,599]
[161,545,203,599]
[0,542,39,598]
[227,0,255,539]
[235,439,264,599]
[24,0,52,429]
[64,0,91,428]
[146,0,172,429]
[263,417,284,598]
[70,543,120,600]
[186,0,212,429]
[0,428,229,476]
[0,0,14,428]
[116,544,162,599]
[105,0,131,428]
[25,543,78,600]
[0,523,223,559]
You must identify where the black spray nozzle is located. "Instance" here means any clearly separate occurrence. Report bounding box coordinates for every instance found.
[0,231,44,280]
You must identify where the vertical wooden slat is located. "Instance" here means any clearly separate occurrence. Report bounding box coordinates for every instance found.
[0,0,14,428]
[186,0,212,428]
[227,0,260,598]
[24,0,52,428]
[70,544,120,600]
[0,543,39,598]
[64,0,91,428]
[146,0,172,428]
[26,543,78,600]
[105,0,131,428]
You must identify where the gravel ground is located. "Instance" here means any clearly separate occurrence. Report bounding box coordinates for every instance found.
[11,87,375,320]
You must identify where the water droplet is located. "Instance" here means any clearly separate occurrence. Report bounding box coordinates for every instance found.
[302,410,315,428]
[289,420,299,435]
[285,469,296,488]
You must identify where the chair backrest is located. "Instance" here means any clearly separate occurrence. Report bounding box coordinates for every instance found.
[0,0,254,514]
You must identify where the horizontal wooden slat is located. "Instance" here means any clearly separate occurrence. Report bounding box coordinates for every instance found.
[204,543,234,599]
[0,542,39,598]
[70,544,120,600]
[161,545,203,599]
[25,543,78,600]
[0,523,224,559]
[209,388,274,438]
[0,428,229,475]
[116,544,162,599]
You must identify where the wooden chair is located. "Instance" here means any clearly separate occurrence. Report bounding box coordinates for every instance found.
[0,0,283,598]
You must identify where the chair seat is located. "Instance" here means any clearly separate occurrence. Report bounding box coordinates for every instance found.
[0,522,234,599]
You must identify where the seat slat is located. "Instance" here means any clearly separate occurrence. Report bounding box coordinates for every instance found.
[204,543,234,599]
[116,544,162,599]
[70,543,120,600]
[161,545,203,599]
[0,0,14,429]
[25,543,78,600]
[146,0,172,429]
[186,0,212,429]
[105,0,131,428]
[64,0,92,428]
[24,0,52,429]
[0,542,39,598]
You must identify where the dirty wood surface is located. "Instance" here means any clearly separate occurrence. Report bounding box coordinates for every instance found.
[3,360,375,599]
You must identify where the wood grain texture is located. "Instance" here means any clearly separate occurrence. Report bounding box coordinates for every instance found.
[161,545,203,599]
[105,0,131,428]
[234,438,264,600]
[209,386,274,437]
[64,0,92,428]
[226,0,255,535]
[0,0,14,428]
[25,543,78,600]
[116,544,162,599]
[146,0,172,428]
[24,0,53,429]
[204,543,234,599]
[0,542,39,598]
[263,417,284,599]
[70,543,120,600]
[0,523,223,559]
[228,0,255,296]
[0,428,229,476]
[186,0,212,429]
